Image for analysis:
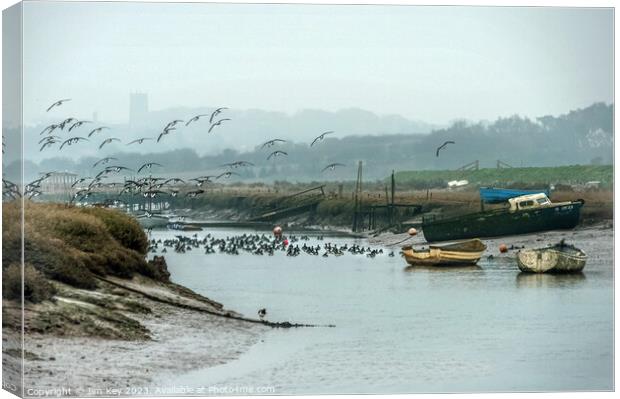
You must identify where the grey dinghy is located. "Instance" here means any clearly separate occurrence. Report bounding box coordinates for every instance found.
[517,240,587,273]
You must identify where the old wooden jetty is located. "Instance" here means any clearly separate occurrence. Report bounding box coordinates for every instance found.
[249,185,326,222]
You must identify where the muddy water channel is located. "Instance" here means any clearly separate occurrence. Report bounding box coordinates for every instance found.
[152,225,613,393]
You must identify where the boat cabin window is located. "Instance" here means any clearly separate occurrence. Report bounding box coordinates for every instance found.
[536,197,551,205]
[518,200,534,208]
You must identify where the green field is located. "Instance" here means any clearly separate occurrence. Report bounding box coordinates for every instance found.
[393,165,613,188]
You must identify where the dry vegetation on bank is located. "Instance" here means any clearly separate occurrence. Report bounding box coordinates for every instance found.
[172,187,613,227]
[2,201,168,302]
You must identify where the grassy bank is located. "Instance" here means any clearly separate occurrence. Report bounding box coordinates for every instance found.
[2,201,169,303]
[394,165,613,189]
[175,188,613,229]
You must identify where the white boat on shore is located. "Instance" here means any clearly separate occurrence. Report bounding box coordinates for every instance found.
[517,240,587,273]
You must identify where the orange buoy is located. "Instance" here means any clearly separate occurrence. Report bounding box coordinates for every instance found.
[408,228,418,236]
[283,239,289,246]
[499,243,508,253]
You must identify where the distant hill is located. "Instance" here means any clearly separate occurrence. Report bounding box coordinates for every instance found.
[6,102,613,183]
[17,106,439,164]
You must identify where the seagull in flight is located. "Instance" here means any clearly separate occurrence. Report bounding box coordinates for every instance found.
[261,139,286,148]
[59,137,89,150]
[68,120,92,132]
[99,138,121,149]
[46,99,71,112]
[435,140,455,157]
[127,137,153,145]
[163,178,185,185]
[267,150,288,160]
[38,135,61,145]
[209,107,228,123]
[221,161,254,169]
[39,137,61,151]
[190,176,217,187]
[40,124,60,135]
[58,118,77,130]
[311,131,334,146]
[71,177,93,188]
[157,127,176,143]
[185,114,209,126]
[93,157,117,168]
[186,189,205,198]
[137,162,163,174]
[103,165,133,174]
[216,171,240,180]
[165,120,184,130]
[321,163,345,172]
[142,190,168,199]
[208,118,231,133]
[88,126,109,137]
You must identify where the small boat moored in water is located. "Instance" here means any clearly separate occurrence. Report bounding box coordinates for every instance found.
[517,240,587,273]
[401,238,487,266]
[167,223,203,231]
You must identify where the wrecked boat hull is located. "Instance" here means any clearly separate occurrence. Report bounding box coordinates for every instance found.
[422,201,583,243]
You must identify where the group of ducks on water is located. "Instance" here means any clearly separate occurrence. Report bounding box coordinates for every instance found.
[146,232,396,258]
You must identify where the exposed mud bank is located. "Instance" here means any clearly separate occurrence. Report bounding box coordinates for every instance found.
[2,274,268,396]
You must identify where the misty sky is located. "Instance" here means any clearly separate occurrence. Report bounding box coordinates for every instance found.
[13,2,615,126]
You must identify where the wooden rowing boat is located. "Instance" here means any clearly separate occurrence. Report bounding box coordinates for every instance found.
[401,238,487,266]
[517,241,587,273]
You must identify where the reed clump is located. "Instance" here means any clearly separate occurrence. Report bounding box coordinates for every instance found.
[3,263,57,303]
[2,201,159,301]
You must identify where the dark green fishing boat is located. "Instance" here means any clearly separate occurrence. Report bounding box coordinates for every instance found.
[422,193,584,243]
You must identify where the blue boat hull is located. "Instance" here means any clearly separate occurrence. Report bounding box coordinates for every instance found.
[479,187,550,204]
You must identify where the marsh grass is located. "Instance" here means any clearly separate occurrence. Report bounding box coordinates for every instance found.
[3,263,57,303]
[168,187,612,227]
[2,201,159,300]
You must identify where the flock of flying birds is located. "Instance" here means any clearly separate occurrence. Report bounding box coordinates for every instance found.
[2,98,457,203]
[40,100,232,151]
[6,99,355,203]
